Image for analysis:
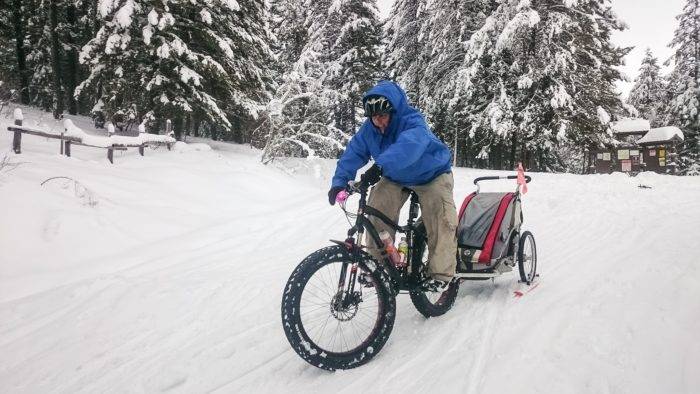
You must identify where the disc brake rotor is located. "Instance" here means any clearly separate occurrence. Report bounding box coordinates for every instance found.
[330,291,360,321]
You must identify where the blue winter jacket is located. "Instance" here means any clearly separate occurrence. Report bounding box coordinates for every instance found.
[331,81,452,188]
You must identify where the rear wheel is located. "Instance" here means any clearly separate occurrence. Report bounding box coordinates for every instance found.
[409,227,459,318]
[281,246,395,370]
[517,231,537,284]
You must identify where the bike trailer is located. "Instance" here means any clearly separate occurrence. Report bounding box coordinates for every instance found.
[456,191,522,271]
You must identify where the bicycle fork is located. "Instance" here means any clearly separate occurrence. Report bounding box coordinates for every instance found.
[334,241,362,310]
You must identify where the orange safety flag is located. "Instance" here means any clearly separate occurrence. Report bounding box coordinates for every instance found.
[517,162,528,194]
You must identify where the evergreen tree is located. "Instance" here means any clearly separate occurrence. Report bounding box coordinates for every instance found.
[666,0,700,175]
[4,0,95,117]
[269,0,307,73]
[259,0,382,163]
[258,0,343,162]
[383,0,427,105]
[450,0,628,172]
[77,0,274,138]
[24,0,56,112]
[416,0,496,164]
[0,0,31,104]
[327,0,383,133]
[627,49,666,127]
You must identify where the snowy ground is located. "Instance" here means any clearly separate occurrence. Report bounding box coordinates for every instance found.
[1,107,699,393]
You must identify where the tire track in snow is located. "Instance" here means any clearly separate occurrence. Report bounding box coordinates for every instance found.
[457,282,513,394]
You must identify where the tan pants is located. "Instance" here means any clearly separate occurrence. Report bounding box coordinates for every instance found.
[365,172,458,281]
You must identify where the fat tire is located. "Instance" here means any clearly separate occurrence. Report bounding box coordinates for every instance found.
[409,225,459,318]
[517,231,537,284]
[281,245,396,371]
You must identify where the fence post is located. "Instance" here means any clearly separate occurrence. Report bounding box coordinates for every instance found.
[65,140,71,157]
[138,124,145,156]
[12,108,23,154]
[107,147,114,164]
[166,119,172,150]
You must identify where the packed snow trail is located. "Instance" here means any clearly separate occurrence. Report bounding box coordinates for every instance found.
[1,110,699,393]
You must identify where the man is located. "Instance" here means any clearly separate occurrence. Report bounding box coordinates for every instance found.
[327,80,458,290]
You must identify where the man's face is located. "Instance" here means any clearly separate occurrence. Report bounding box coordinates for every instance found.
[371,113,391,133]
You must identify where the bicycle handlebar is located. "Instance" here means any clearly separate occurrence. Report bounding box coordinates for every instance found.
[335,180,369,205]
[473,175,531,185]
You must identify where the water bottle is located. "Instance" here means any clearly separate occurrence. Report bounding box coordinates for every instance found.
[379,231,401,267]
[397,237,408,267]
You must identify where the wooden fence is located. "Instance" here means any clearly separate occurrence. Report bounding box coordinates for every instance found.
[6,109,176,163]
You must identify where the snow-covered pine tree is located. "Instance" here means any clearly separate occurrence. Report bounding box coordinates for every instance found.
[666,0,700,175]
[269,0,307,73]
[258,0,345,163]
[383,0,427,106]
[627,49,666,127]
[415,0,496,165]
[0,0,31,105]
[77,0,273,139]
[259,0,382,163]
[7,0,95,117]
[451,0,627,172]
[326,0,383,133]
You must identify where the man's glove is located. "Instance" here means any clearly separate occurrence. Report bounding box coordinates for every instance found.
[328,186,344,205]
[360,164,382,186]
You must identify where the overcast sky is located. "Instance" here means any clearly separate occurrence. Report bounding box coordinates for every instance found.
[375,0,686,98]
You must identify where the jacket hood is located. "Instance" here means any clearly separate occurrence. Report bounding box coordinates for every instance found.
[362,81,410,115]
[362,81,415,136]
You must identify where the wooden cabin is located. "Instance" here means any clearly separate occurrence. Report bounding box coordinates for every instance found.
[636,127,685,173]
[587,119,684,175]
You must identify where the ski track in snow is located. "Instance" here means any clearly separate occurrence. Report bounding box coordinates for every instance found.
[1,108,700,393]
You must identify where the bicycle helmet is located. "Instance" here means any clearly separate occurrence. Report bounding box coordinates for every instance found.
[363,95,393,117]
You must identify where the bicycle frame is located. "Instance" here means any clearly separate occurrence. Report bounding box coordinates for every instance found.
[332,184,423,296]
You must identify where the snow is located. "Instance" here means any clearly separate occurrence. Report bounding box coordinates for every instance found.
[114,0,136,29]
[1,108,700,393]
[550,85,572,109]
[637,126,685,144]
[98,0,117,18]
[610,118,651,134]
[597,106,611,125]
[156,43,170,59]
[199,9,212,25]
[104,34,122,55]
[63,119,175,147]
[517,75,533,89]
[105,122,115,136]
[496,9,541,52]
[147,9,158,26]
[157,12,175,31]
[170,38,187,56]
[223,0,240,11]
[142,26,153,45]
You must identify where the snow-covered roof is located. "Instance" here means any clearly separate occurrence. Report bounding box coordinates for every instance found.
[637,126,684,145]
[610,118,651,134]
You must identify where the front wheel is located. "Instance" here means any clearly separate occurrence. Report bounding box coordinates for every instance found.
[281,245,396,371]
[409,226,459,318]
[517,231,537,284]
